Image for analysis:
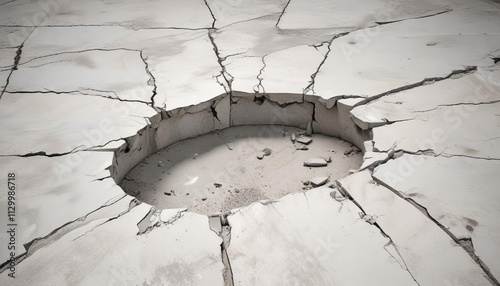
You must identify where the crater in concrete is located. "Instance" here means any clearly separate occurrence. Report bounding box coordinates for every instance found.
[120,125,362,215]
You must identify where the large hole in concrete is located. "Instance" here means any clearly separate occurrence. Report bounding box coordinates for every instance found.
[120,125,362,214]
[114,92,370,215]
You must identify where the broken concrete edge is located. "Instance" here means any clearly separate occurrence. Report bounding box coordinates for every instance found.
[108,90,371,184]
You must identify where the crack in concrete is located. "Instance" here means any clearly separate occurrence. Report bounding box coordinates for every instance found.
[207,28,234,116]
[354,66,478,107]
[203,0,217,28]
[303,33,349,95]
[0,0,15,7]
[373,147,500,162]
[276,0,292,28]
[218,13,281,30]
[0,43,24,100]
[335,180,421,285]
[255,55,267,93]
[6,89,152,105]
[372,176,500,286]
[0,196,135,273]
[139,50,158,109]
[73,199,141,241]
[410,99,500,113]
[219,214,234,286]
[375,8,453,25]
[0,145,84,158]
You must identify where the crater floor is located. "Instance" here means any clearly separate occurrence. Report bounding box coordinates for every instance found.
[121,125,362,214]
[1,0,500,285]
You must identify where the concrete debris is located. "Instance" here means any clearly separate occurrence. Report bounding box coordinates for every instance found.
[297,136,312,145]
[310,176,329,187]
[304,157,328,167]
[296,145,309,151]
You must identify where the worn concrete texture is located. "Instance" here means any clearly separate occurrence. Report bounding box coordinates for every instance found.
[0,0,499,285]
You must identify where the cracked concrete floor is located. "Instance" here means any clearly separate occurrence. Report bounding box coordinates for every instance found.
[0,0,499,285]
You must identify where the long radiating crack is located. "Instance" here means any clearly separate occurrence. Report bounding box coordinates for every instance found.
[139,50,158,109]
[203,0,217,28]
[303,33,349,95]
[0,196,136,273]
[207,28,234,108]
[409,99,500,113]
[353,66,478,107]
[220,214,234,286]
[372,176,500,286]
[334,181,421,285]
[276,0,292,28]
[0,145,84,158]
[6,89,152,105]
[375,8,452,25]
[372,147,500,161]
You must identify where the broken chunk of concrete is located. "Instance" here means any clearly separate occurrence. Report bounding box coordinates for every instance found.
[297,137,312,145]
[296,145,309,151]
[303,157,328,167]
[310,176,329,187]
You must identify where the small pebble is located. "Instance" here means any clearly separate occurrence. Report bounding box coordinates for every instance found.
[164,192,171,196]
[193,153,199,159]
[235,190,240,193]
[214,183,222,188]
[291,133,296,143]
[202,198,207,201]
